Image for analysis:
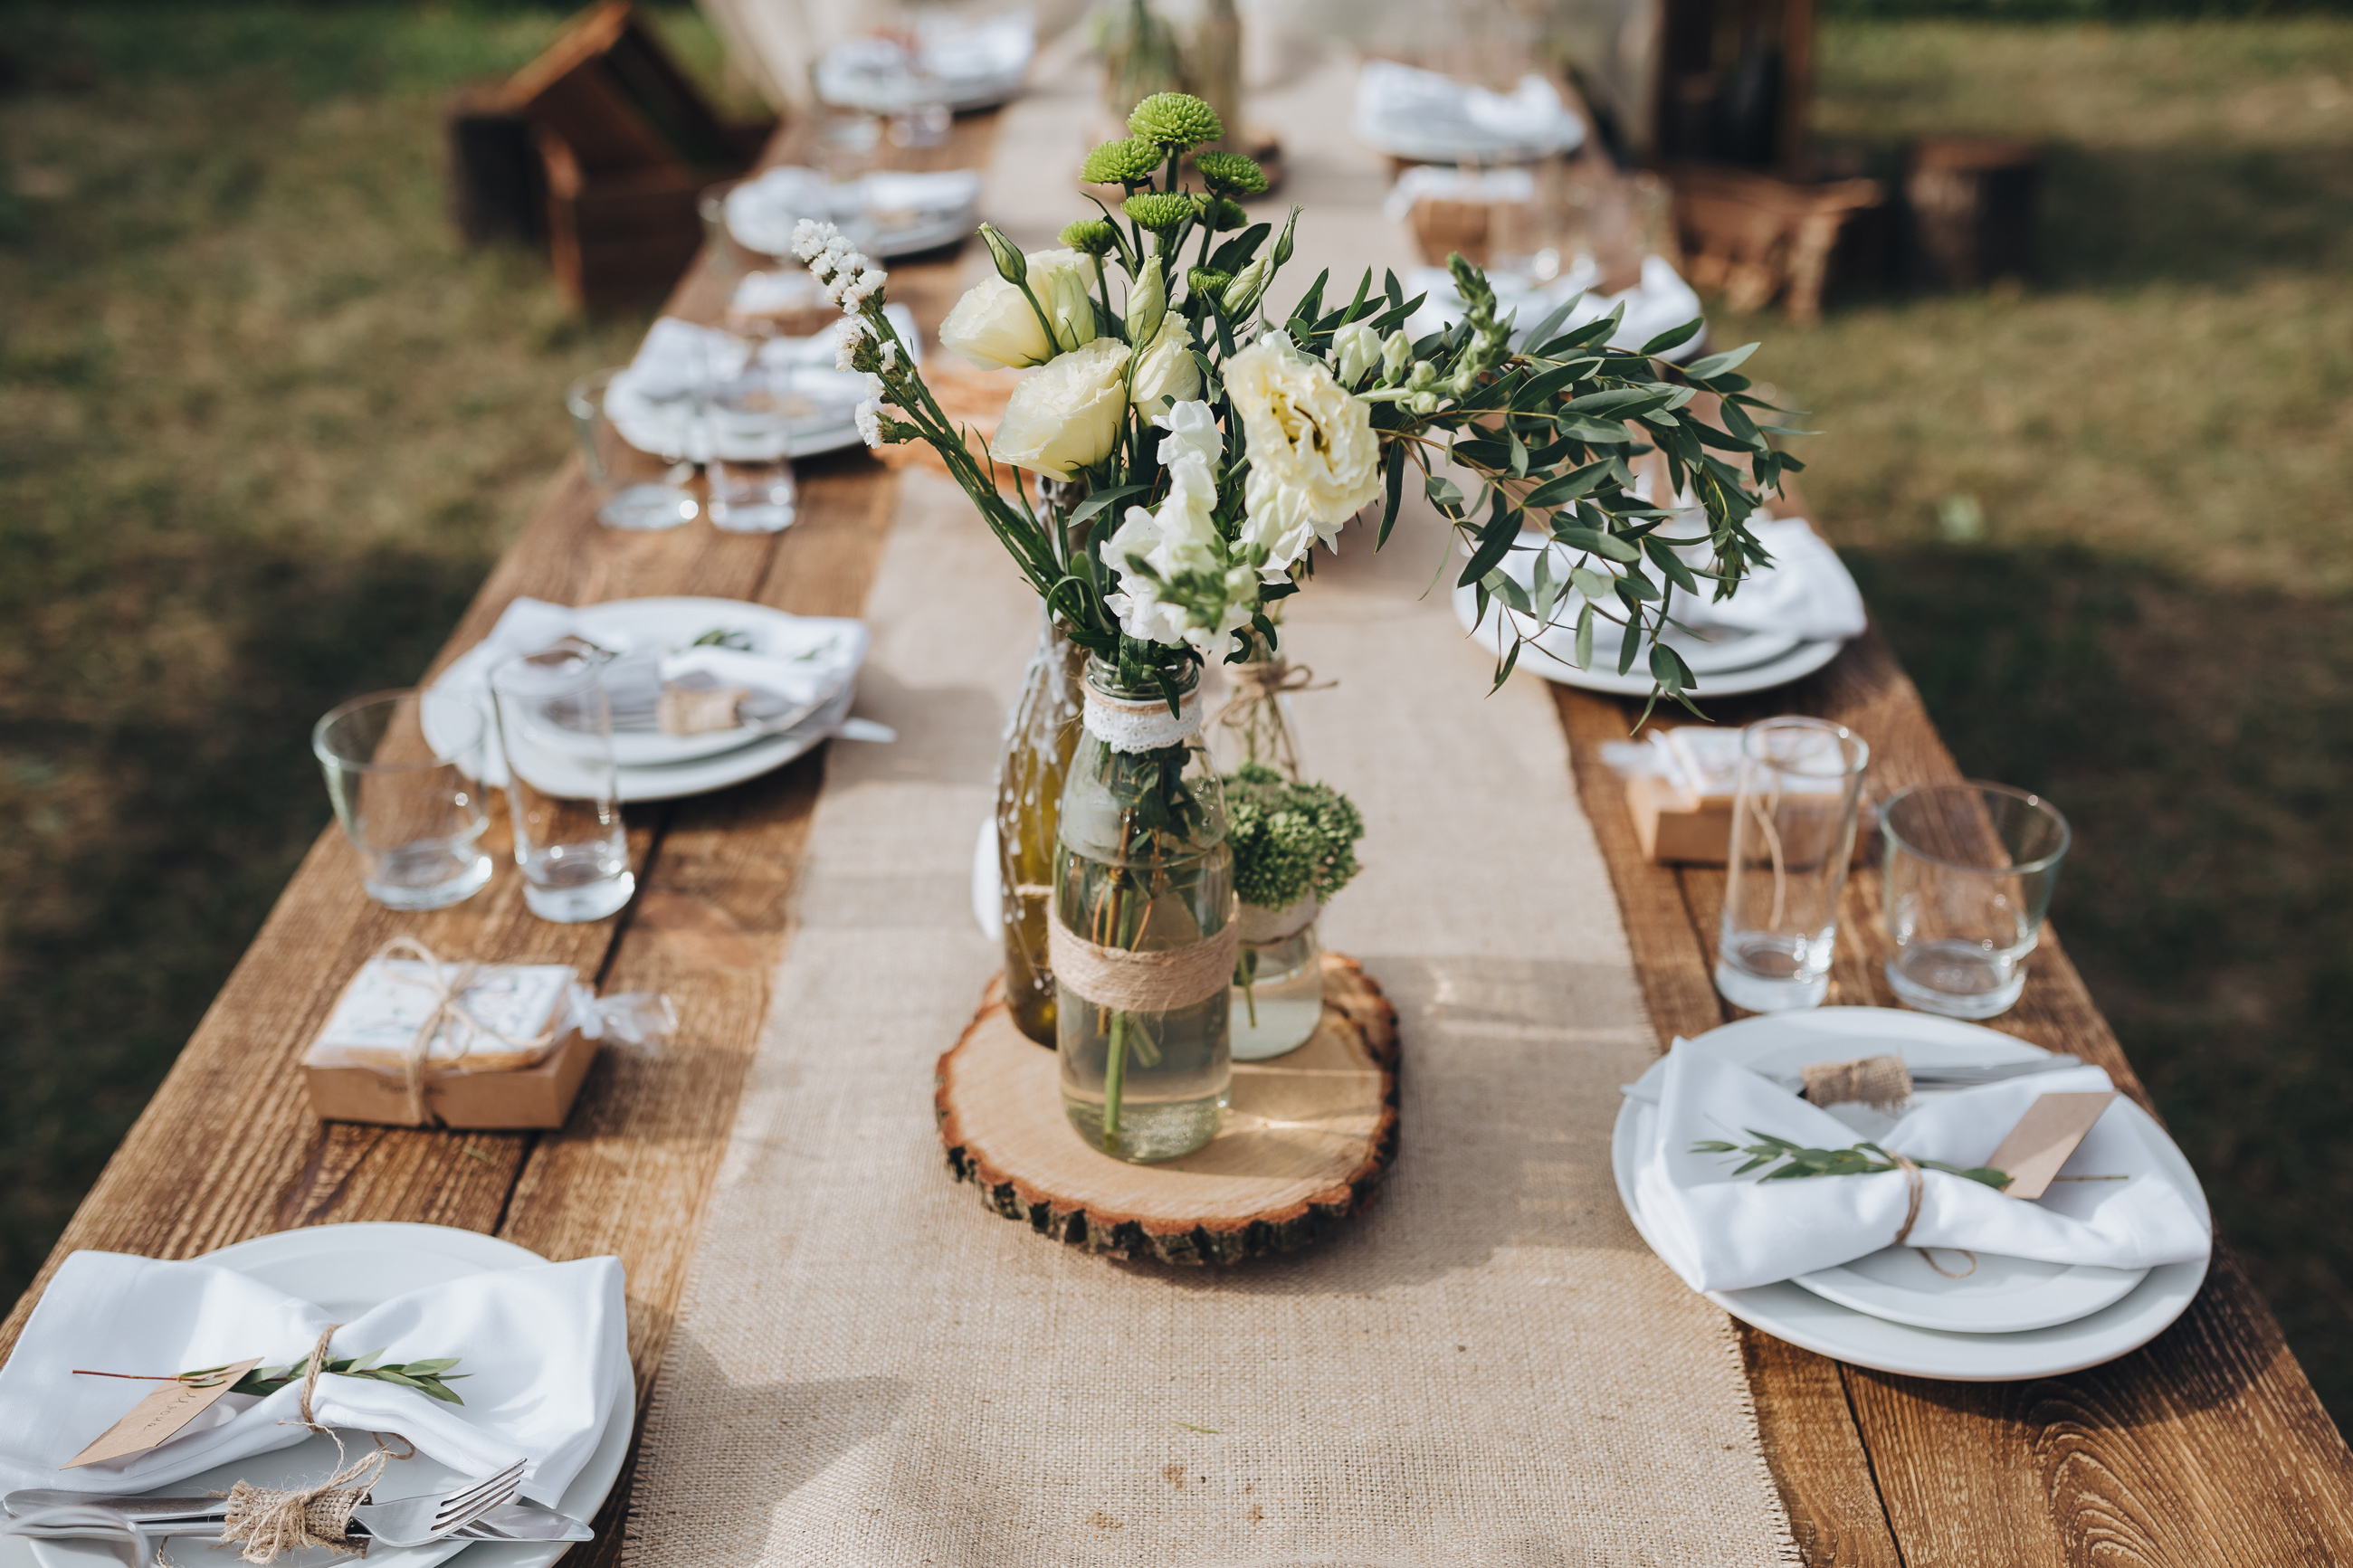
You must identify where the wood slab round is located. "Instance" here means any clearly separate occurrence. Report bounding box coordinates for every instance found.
[936,954,1399,1265]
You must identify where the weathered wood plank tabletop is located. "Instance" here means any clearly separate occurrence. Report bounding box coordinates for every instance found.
[6,104,2349,1568]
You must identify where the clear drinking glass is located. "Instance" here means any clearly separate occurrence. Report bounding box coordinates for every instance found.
[1715,717,1871,1012]
[1881,781,2072,1019]
[490,649,636,923]
[1230,902,1323,1061]
[699,177,753,273]
[566,368,699,532]
[705,363,799,534]
[313,689,493,911]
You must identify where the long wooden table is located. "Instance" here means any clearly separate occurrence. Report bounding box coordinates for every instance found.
[6,106,2350,1568]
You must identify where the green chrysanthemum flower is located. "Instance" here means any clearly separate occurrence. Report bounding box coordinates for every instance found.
[1079,137,1164,186]
[1186,266,1233,297]
[1127,91,1224,150]
[1200,195,1248,233]
[1194,151,1268,196]
[1122,192,1196,233]
[1059,218,1118,255]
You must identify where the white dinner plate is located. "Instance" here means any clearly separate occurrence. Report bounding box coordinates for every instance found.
[1611,1008,2213,1380]
[1452,578,1843,697]
[609,686,853,803]
[554,599,865,770]
[17,1222,631,1568]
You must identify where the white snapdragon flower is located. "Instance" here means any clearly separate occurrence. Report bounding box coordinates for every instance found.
[853,399,884,449]
[1225,337,1384,579]
[794,220,887,316]
[1102,402,1258,654]
[834,314,872,372]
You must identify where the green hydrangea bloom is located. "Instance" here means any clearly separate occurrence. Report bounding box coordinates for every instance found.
[1121,192,1196,233]
[1194,151,1268,196]
[1221,764,1364,911]
[1080,137,1164,186]
[1060,218,1118,255]
[1127,91,1224,149]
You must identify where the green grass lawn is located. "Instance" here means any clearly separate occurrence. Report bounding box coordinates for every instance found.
[4,5,2350,1421]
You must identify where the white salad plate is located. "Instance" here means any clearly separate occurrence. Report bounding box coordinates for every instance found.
[16,1222,630,1568]
[1611,1008,2213,1380]
[1452,577,1843,697]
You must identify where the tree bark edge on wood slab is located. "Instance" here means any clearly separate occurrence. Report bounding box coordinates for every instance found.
[935,954,1400,1266]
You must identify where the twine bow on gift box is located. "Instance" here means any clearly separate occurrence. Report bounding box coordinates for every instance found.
[370,937,558,1127]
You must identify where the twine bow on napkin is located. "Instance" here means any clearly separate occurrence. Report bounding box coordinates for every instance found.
[217,1326,415,1565]
[370,937,557,1127]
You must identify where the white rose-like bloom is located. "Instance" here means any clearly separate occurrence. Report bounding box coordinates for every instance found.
[1225,337,1385,577]
[1129,316,1201,416]
[938,247,1097,370]
[988,337,1132,478]
[1329,319,1382,385]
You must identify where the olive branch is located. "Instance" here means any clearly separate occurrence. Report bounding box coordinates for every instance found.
[74,1349,469,1406]
[1694,1131,2013,1193]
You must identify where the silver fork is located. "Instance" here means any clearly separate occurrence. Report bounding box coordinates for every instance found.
[347,1457,527,1547]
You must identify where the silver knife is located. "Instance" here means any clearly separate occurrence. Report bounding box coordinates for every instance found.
[5,1490,592,1543]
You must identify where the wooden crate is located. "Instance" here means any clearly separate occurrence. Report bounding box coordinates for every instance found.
[1664,160,1880,326]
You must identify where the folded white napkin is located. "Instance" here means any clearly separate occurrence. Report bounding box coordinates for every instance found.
[0,1251,624,1503]
[602,308,919,466]
[1671,517,1867,641]
[1626,1042,2212,1294]
[726,167,981,259]
[1407,253,1703,361]
[1355,60,1585,162]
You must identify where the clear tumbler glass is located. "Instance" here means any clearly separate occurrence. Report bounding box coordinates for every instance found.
[1881,781,2072,1019]
[313,689,493,911]
[566,368,699,533]
[491,649,636,923]
[1715,717,1871,1012]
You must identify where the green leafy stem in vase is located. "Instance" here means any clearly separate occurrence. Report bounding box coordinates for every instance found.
[76,1350,470,1405]
[1222,764,1363,1026]
[1694,1132,2013,1192]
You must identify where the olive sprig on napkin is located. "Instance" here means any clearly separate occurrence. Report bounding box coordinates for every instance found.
[181,1348,469,1405]
[1695,1132,2013,1192]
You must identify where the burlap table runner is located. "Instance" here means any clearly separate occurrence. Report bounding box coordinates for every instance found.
[624,44,1796,1567]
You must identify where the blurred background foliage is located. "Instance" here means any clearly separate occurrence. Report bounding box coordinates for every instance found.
[1,0,2348,1425]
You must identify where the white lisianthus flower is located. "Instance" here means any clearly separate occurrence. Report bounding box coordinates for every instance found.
[1328,319,1382,386]
[1129,316,1201,416]
[938,247,1098,370]
[1224,337,1385,577]
[1103,401,1258,655]
[988,337,1131,478]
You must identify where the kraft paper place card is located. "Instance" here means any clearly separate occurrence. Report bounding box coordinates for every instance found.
[65,1356,262,1468]
[1987,1091,2119,1201]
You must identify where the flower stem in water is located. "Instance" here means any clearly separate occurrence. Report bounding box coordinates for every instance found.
[1102,1007,1129,1148]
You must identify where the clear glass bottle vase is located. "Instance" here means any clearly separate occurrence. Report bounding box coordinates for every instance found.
[1054,658,1234,1163]
[996,608,1088,1046]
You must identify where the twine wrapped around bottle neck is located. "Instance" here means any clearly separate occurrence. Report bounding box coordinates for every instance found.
[1047,920,1238,1013]
[1212,656,1329,779]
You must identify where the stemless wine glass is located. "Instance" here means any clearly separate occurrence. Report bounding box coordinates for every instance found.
[313,689,493,910]
[705,360,800,534]
[1715,717,1871,1012]
[491,650,636,924]
[566,369,700,532]
[1881,781,2072,1019]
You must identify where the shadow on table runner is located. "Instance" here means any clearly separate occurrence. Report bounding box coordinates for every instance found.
[619,469,1797,1567]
